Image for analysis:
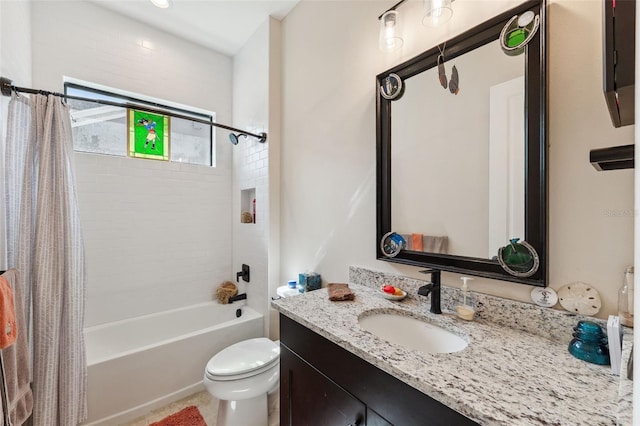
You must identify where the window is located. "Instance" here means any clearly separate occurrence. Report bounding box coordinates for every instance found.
[64,80,215,166]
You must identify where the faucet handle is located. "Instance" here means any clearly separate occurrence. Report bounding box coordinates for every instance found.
[417,284,432,297]
[236,264,250,282]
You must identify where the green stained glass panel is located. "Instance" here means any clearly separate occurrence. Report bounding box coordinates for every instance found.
[128,109,170,161]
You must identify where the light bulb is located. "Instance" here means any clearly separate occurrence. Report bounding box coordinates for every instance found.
[423,0,453,27]
[379,10,403,52]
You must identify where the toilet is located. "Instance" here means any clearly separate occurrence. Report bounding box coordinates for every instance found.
[204,337,280,426]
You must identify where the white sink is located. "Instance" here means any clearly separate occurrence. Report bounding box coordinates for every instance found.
[358,312,468,354]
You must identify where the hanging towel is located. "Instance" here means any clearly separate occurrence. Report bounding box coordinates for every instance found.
[411,234,424,252]
[0,270,33,426]
[0,277,17,349]
[400,233,448,253]
[424,236,449,254]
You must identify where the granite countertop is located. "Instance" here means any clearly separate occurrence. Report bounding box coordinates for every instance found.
[272,280,624,425]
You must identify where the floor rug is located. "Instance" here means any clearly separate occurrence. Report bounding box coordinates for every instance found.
[149,405,207,426]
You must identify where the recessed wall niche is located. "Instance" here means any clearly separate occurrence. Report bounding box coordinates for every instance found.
[240,188,256,224]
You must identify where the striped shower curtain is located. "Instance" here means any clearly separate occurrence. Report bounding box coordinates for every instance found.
[4,93,87,425]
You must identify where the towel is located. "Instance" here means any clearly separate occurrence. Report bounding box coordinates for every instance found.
[400,234,448,254]
[424,236,448,253]
[0,277,17,349]
[328,283,355,301]
[0,270,33,426]
[411,234,424,252]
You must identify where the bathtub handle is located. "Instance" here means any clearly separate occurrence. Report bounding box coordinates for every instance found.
[236,264,250,282]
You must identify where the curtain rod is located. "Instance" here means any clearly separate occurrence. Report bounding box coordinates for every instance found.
[0,77,267,143]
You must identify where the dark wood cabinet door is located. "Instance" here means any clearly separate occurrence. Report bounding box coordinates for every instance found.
[367,408,393,426]
[280,344,365,426]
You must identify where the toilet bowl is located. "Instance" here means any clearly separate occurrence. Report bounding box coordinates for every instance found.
[204,337,280,426]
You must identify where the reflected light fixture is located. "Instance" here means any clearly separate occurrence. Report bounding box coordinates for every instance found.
[423,0,454,27]
[379,10,404,52]
[150,0,172,9]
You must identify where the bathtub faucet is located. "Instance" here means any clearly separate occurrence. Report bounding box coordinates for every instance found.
[229,293,247,303]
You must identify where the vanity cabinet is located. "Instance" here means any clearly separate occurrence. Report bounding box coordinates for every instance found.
[279,314,478,426]
[280,344,368,426]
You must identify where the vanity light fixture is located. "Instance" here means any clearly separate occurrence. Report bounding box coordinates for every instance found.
[423,0,454,27]
[150,0,172,9]
[378,0,455,52]
[379,10,404,51]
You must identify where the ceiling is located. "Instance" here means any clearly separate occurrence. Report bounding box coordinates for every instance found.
[90,0,299,56]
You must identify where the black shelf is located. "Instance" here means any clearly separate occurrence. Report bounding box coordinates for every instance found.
[603,0,635,128]
[590,144,634,171]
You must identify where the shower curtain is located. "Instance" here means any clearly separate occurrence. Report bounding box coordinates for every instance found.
[4,93,87,425]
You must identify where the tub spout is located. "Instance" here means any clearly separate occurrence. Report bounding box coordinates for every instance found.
[229,293,247,303]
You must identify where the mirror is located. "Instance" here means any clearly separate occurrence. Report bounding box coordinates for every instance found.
[376,0,547,286]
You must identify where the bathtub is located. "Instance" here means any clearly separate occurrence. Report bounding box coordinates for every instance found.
[81,301,263,425]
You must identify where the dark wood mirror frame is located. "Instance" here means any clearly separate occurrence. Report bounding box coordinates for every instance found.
[376,0,547,286]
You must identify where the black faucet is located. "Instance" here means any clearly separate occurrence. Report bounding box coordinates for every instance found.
[417,269,442,314]
[229,293,247,303]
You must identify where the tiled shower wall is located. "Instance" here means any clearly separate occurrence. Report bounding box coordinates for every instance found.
[76,153,232,326]
[231,19,277,334]
[30,1,235,326]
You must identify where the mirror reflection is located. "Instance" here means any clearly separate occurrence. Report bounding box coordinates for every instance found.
[376,0,546,286]
[391,40,525,259]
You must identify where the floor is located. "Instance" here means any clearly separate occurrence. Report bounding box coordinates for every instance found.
[122,390,280,426]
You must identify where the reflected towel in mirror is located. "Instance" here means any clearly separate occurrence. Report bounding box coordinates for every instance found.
[401,234,448,254]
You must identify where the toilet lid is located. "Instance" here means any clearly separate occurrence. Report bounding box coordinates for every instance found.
[206,337,280,377]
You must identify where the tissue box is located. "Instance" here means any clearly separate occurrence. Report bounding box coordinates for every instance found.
[298,272,322,292]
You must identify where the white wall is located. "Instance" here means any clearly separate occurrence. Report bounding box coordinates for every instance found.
[0,0,32,270]
[0,1,31,91]
[232,17,282,335]
[267,19,283,339]
[31,1,235,326]
[280,0,634,319]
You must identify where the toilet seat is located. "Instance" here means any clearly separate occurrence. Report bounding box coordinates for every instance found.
[205,337,280,382]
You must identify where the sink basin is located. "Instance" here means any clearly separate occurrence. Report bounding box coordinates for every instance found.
[358,312,468,354]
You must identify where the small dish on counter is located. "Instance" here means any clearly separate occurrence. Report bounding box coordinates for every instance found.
[380,287,407,301]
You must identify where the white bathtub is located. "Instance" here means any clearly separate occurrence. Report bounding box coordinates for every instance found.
[81,301,263,425]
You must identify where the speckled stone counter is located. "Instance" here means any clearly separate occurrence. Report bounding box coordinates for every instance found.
[272,267,632,426]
